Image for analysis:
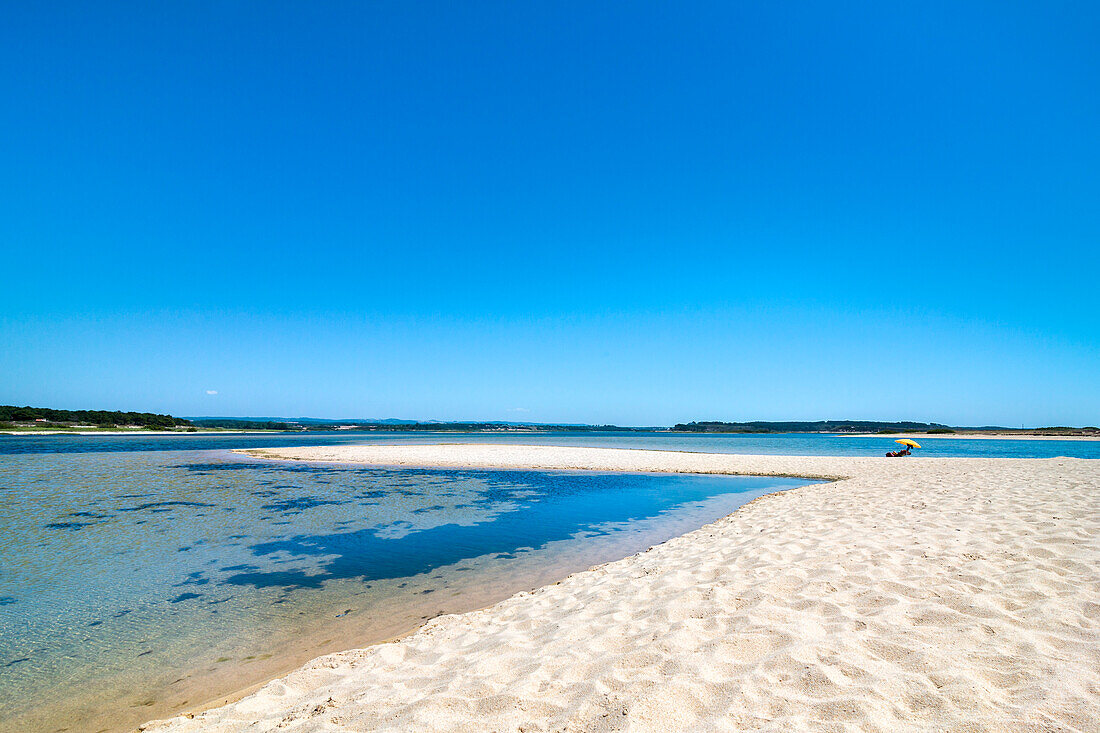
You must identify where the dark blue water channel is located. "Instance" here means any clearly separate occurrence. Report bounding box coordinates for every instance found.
[0,436,820,732]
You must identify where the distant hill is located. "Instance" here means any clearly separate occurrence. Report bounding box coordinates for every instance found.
[330,422,640,432]
[187,418,299,430]
[187,416,420,425]
[187,417,644,432]
[671,420,954,434]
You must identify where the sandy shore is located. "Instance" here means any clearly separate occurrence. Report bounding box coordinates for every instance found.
[0,429,283,435]
[144,445,1100,732]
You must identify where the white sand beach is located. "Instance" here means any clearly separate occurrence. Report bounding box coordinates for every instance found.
[144,445,1100,732]
[842,433,1100,442]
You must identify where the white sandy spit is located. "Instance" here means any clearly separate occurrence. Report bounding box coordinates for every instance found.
[841,433,1100,442]
[144,445,1100,732]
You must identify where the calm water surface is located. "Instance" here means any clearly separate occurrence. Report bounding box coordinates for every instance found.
[4,429,1097,457]
[0,431,1093,731]
[0,434,829,732]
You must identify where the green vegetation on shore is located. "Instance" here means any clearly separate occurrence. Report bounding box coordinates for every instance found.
[0,405,191,430]
[190,418,297,430]
[671,420,952,434]
[671,420,1098,436]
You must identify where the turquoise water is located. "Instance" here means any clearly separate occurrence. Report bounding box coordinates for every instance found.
[0,430,1093,730]
[0,436,819,732]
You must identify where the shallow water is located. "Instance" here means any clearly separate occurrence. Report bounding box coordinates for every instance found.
[3,429,1097,458]
[0,430,1093,731]
[0,438,818,732]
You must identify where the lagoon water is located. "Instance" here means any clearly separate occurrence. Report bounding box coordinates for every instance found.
[0,434,817,732]
[0,431,1094,731]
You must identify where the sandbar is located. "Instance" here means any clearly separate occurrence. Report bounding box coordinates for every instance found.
[144,445,1100,732]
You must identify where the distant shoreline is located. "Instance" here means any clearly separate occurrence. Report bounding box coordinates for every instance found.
[838,432,1100,441]
[3,428,1098,440]
[0,429,289,436]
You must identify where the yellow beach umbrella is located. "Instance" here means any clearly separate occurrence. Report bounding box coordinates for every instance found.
[895,439,921,449]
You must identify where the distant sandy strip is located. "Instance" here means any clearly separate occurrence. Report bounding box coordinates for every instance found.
[842,433,1100,441]
[144,445,1100,732]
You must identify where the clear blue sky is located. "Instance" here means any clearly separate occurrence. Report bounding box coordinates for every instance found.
[2,2,1098,426]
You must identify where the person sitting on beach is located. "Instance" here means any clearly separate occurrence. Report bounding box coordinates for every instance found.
[886,447,912,457]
